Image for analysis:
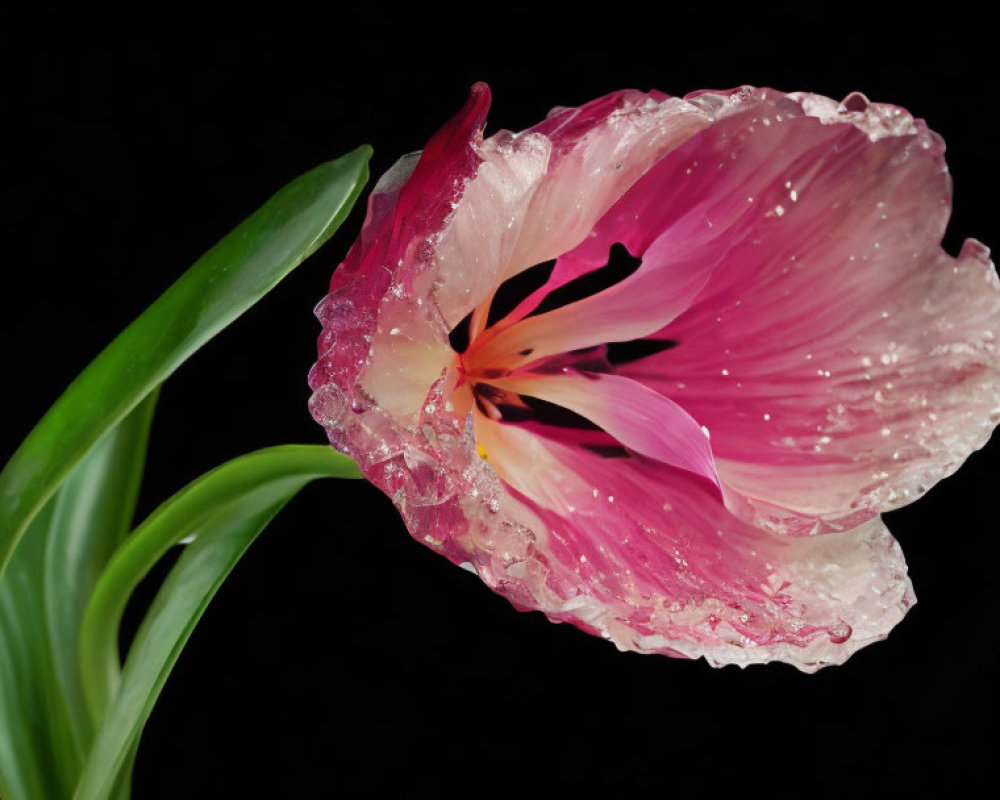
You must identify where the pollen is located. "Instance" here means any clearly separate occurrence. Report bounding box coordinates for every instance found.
[477,443,489,460]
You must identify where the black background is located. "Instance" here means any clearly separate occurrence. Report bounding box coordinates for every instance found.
[2,8,997,797]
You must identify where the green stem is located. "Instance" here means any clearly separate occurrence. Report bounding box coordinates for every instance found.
[78,445,360,728]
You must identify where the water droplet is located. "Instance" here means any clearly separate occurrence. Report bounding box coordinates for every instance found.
[828,620,852,643]
[309,384,348,426]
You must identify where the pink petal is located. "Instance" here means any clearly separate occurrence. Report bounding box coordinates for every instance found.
[484,90,796,330]
[609,90,1000,528]
[467,91,826,370]
[497,90,711,282]
[467,225,721,370]
[311,84,491,423]
[434,89,713,330]
[472,414,914,670]
[491,370,720,489]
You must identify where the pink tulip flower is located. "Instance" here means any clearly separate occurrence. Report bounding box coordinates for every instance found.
[309,83,1000,670]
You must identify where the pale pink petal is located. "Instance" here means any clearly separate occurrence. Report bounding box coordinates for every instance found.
[471,414,914,670]
[611,90,1000,528]
[430,126,553,330]
[486,90,799,329]
[433,90,713,330]
[467,224,721,370]
[491,370,720,489]
[498,91,710,281]
[467,91,822,370]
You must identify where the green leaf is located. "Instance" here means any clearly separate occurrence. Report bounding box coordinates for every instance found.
[0,501,64,800]
[0,147,371,581]
[74,446,359,800]
[0,394,158,800]
[45,391,160,785]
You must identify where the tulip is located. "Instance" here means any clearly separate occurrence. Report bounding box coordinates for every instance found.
[309,83,1000,670]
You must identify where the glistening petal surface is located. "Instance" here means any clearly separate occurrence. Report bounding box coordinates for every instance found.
[613,89,1000,531]
[310,84,999,670]
[473,415,914,667]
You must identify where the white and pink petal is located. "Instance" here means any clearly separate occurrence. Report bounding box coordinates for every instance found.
[435,89,715,333]
[600,89,1000,529]
[470,416,914,670]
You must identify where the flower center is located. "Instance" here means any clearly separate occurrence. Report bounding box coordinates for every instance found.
[443,243,670,434]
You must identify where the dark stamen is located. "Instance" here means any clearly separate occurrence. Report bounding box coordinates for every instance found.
[529,243,642,317]
[607,338,679,365]
[581,444,631,458]
[519,394,601,430]
[486,259,556,328]
[449,310,474,353]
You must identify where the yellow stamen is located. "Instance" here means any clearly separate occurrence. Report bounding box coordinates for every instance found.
[477,443,489,460]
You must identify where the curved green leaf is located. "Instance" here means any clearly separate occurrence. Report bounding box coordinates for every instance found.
[0,501,63,800]
[0,147,371,580]
[44,391,160,784]
[0,394,159,800]
[74,446,360,800]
